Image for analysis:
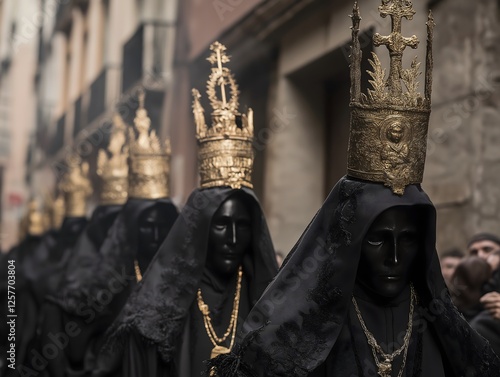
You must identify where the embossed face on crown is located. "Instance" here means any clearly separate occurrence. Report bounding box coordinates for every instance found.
[387,122,404,143]
[207,197,252,278]
[356,206,420,299]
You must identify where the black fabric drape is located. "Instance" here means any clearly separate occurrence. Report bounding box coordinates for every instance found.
[94,187,278,377]
[209,176,500,377]
[41,198,178,377]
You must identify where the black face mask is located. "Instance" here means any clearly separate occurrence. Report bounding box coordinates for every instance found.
[356,206,420,300]
[206,196,252,279]
[137,207,170,259]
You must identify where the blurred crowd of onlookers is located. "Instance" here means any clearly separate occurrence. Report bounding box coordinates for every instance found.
[440,233,500,355]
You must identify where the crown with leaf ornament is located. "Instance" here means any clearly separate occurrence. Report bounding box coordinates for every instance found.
[97,114,129,205]
[348,0,434,195]
[192,41,254,189]
[58,155,92,217]
[127,90,171,200]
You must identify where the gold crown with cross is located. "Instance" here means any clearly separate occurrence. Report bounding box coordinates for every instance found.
[348,0,435,195]
[128,90,171,200]
[192,41,254,190]
[97,114,129,205]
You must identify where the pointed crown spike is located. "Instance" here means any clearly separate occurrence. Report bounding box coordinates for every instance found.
[97,114,129,205]
[347,0,433,195]
[192,41,254,189]
[128,90,171,199]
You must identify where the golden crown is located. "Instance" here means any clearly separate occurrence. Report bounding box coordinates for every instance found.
[192,42,254,189]
[128,90,171,200]
[58,155,92,217]
[43,192,65,230]
[348,0,434,195]
[19,199,45,240]
[97,114,129,205]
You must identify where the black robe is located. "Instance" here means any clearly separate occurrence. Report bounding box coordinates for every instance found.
[35,205,122,377]
[44,199,178,377]
[94,187,278,377]
[0,236,42,376]
[209,177,500,377]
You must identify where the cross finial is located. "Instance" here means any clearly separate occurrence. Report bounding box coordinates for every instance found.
[207,42,231,106]
[373,0,419,97]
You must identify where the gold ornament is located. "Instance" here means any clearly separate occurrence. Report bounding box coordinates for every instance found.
[128,90,171,200]
[193,42,254,190]
[97,114,129,205]
[18,199,45,240]
[348,1,434,195]
[197,266,242,361]
[43,193,65,230]
[58,155,92,217]
[352,284,416,377]
[133,259,143,282]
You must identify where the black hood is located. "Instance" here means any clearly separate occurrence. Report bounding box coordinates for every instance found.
[212,176,500,376]
[104,187,278,363]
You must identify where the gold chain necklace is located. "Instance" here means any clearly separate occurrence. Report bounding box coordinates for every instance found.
[133,259,143,282]
[197,266,242,359]
[352,284,416,377]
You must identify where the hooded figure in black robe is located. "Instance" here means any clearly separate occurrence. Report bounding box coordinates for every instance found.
[30,204,122,377]
[93,187,277,377]
[35,197,178,377]
[209,178,500,376]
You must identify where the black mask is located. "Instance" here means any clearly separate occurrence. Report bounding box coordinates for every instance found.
[137,207,170,260]
[356,206,420,300]
[206,196,252,278]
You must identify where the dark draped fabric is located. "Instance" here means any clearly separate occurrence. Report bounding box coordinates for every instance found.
[209,176,500,377]
[35,205,122,377]
[41,198,178,377]
[0,236,41,376]
[93,187,278,377]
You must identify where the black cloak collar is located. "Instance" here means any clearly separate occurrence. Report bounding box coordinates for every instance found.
[103,187,278,363]
[210,176,500,377]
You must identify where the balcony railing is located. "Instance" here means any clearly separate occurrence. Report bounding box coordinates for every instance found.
[49,115,65,156]
[88,69,106,124]
[122,21,172,93]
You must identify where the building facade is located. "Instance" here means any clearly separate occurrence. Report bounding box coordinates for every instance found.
[1,0,499,255]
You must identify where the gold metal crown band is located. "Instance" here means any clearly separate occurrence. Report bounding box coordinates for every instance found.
[128,90,171,200]
[348,1,434,195]
[193,42,254,190]
[97,114,129,205]
[58,156,92,217]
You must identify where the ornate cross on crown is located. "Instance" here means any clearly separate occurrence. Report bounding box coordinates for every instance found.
[373,0,419,98]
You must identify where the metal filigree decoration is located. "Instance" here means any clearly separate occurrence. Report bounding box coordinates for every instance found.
[348,1,434,195]
[193,41,254,189]
[97,114,129,205]
[58,155,92,217]
[128,89,171,200]
[42,193,65,230]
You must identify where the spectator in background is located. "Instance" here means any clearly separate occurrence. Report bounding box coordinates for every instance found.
[450,256,491,321]
[468,233,500,260]
[471,250,500,357]
[440,248,465,287]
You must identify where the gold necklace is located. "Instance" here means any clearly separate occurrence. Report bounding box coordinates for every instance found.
[197,266,242,359]
[133,259,143,282]
[352,284,416,377]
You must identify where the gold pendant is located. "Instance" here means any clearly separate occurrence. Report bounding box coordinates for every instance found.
[378,359,392,377]
[211,345,231,359]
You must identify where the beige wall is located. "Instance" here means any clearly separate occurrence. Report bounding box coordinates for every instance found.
[1,0,39,250]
